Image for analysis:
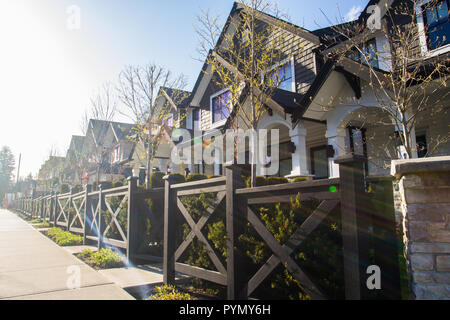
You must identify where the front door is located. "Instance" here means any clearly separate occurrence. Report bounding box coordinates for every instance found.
[310,146,329,179]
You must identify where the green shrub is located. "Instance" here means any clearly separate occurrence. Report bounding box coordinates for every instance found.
[71,185,82,194]
[245,176,288,188]
[35,221,50,228]
[46,227,83,246]
[99,181,113,190]
[150,171,166,188]
[169,173,185,184]
[30,218,44,224]
[60,184,70,194]
[112,181,125,188]
[207,175,222,179]
[292,177,311,183]
[78,248,123,269]
[149,285,192,300]
[186,174,207,182]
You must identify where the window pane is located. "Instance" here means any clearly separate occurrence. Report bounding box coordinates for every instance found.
[437,1,448,22]
[266,62,293,91]
[212,90,231,123]
[312,148,328,179]
[426,7,438,26]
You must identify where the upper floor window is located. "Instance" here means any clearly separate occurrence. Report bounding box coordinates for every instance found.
[210,89,231,126]
[166,114,173,127]
[423,0,450,50]
[112,145,120,163]
[264,58,295,92]
[348,38,379,68]
[193,108,201,130]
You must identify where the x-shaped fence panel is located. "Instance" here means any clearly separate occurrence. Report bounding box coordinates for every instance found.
[175,191,227,276]
[242,199,340,300]
[103,193,129,245]
[70,194,85,232]
[56,196,70,226]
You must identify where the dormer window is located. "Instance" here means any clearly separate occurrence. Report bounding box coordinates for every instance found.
[210,89,231,127]
[263,57,295,92]
[423,0,450,50]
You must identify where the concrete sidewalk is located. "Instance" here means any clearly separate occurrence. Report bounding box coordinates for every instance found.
[0,209,134,300]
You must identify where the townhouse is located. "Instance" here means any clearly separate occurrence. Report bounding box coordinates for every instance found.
[160,0,449,180]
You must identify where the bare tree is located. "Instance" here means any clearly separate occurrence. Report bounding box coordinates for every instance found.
[90,81,117,122]
[324,0,449,160]
[80,81,118,135]
[196,0,294,186]
[117,63,189,187]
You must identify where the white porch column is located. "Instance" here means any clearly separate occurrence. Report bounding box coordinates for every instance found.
[158,158,168,172]
[287,123,311,178]
[326,127,348,178]
[396,125,418,159]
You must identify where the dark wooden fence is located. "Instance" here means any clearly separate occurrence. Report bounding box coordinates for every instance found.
[9,154,401,300]
[10,177,164,263]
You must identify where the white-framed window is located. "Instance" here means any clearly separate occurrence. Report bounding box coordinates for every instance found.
[348,38,379,68]
[416,0,450,56]
[193,108,201,130]
[263,57,296,92]
[112,145,120,163]
[210,88,232,128]
[166,114,173,127]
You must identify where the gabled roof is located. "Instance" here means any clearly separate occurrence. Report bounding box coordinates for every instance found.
[110,122,134,142]
[68,135,85,153]
[160,87,192,109]
[87,119,111,148]
[189,2,322,108]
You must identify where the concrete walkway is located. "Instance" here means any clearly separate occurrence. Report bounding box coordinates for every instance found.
[0,209,134,300]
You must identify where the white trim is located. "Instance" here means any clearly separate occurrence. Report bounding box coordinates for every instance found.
[261,56,296,92]
[210,88,232,129]
[416,0,450,57]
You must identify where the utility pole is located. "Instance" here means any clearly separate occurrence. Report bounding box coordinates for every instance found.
[16,153,21,184]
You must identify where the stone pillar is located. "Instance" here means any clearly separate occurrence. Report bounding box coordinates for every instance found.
[326,127,348,178]
[392,156,450,300]
[287,123,311,178]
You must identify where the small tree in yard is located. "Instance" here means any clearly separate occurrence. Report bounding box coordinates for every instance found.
[196,0,295,187]
[117,63,189,188]
[326,0,449,161]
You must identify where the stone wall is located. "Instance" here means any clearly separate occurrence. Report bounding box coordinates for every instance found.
[391,156,450,300]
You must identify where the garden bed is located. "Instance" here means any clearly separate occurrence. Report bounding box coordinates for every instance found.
[75,248,126,270]
[42,227,83,246]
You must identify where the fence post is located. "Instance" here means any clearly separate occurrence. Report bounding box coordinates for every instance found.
[225,164,247,300]
[367,177,401,299]
[335,153,370,300]
[54,193,58,227]
[98,184,104,250]
[31,190,35,218]
[163,174,177,285]
[127,176,138,263]
[67,187,73,231]
[83,184,92,245]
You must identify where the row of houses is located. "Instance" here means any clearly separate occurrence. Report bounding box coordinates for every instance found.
[39,0,449,190]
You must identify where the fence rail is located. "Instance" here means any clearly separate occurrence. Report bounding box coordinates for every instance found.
[9,154,401,300]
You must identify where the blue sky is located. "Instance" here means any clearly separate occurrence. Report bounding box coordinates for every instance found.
[0,0,367,177]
